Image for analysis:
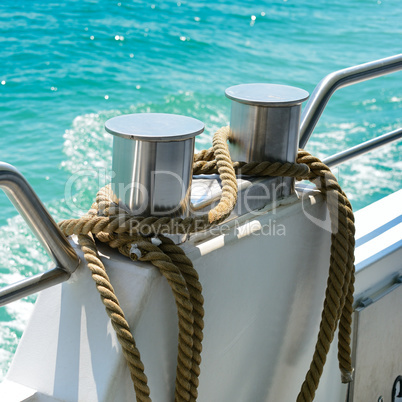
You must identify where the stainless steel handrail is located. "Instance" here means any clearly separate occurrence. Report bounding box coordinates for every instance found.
[324,127,402,168]
[0,162,80,306]
[299,54,402,149]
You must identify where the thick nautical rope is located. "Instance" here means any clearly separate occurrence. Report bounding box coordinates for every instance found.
[58,126,238,402]
[76,233,151,401]
[118,234,197,401]
[62,206,203,402]
[193,146,355,402]
[59,125,355,402]
[193,157,310,177]
[295,151,355,402]
[60,127,238,238]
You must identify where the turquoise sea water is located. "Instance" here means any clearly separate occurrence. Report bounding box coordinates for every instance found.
[0,0,401,379]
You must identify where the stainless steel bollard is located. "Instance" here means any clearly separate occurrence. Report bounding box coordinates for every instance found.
[105,113,204,217]
[225,83,309,197]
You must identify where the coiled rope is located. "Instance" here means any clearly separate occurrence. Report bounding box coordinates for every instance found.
[59,125,355,402]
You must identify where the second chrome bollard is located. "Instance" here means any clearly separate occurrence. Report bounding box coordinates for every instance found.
[225,83,309,198]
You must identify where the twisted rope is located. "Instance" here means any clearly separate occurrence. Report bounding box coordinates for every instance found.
[59,127,241,238]
[295,150,355,402]
[193,154,310,178]
[58,126,238,401]
[157,235,204,401]
[59,125,354,402]
[119,236,195,402]
[193,143,355,401]
[76,233,151,401]
[96,232,204,401]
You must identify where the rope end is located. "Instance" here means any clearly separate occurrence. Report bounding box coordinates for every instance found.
[340,368,354,383]
[129,244,142,260]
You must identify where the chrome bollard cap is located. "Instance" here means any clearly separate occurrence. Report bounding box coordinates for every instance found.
[105,113,204,224]
[225,83,309,200]
[225,83,309,107]
[105,113,204,142]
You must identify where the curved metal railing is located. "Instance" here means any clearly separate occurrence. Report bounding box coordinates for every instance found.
[323,127,402,168]
[299,54,402,149]
[0,162,80,306]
